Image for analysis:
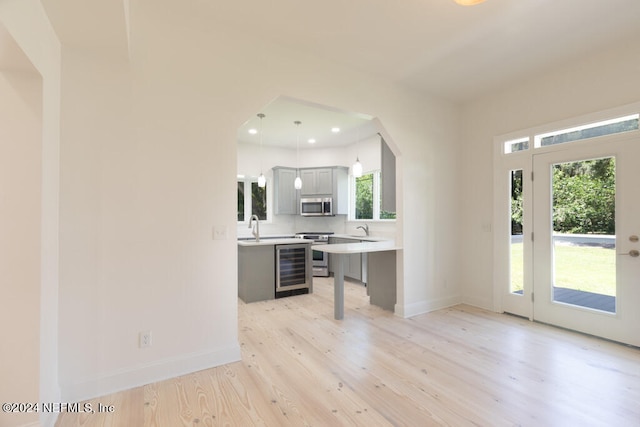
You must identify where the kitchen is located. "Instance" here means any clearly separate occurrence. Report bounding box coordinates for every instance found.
[236,96,399,313]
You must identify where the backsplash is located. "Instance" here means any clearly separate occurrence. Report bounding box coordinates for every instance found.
[237,214,396,239]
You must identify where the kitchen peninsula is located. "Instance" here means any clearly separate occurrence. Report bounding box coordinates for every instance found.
[238,238,313,303]
[313,240,401,319]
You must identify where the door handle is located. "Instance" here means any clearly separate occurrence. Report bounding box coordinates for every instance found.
[619,249,640,257]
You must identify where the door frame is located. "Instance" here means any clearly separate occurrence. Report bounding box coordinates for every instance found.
[531,136,640,346]
[493,102,640,334]
[493,147,533,319]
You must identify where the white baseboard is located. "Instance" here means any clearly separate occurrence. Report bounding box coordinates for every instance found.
[396,294,462,318]
[61,344,241,403]
[461,295,494,311]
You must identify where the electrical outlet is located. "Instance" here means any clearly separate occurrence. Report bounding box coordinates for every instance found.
[139,330,152,348]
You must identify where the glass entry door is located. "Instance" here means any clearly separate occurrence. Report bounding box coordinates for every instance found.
[532,136,640,346]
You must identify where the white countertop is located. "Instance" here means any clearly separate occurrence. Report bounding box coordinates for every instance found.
[312,240,401,254]
[331,234,392,242]
[238,238,312,247]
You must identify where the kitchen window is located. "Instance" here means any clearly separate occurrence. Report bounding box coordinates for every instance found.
[237,179,267,222]
[351,171,396,221]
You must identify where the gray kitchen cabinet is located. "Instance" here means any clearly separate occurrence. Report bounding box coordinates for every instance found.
[367,250,396,311]
[381,137,396,213]
[300,168,333,196]
[274,166,348,216]
[273,166,298,215]
[238,244,275,303]
[299,166,348,215]
[329,237,362,281]
[238,239,314,303]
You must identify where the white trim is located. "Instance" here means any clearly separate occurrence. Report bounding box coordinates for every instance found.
[60,345,241,403]
[396,295,462,318]
[237,178,271,223]
[497,101,640,156]
[462,295,494,311]
[493,101,640,319]
[350,170,396,221]
[534,113,639,148]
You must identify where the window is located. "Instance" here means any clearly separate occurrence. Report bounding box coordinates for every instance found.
[535,114,639,148]
[504,137,530,154]
[503,113,639,155]
[510,169,524,295]
[352,171,396,221]
[237,179,267,222]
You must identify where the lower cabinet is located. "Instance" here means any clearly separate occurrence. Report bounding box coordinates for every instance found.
[238,245,275,303]
[367,251,396,311]
[238,242,313,303]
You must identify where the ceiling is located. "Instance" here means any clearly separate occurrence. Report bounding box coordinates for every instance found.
[182,0,640,102]
[236,96,377,149]
[26,0,640,149]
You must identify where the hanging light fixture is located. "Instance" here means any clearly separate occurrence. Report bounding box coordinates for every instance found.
[352,158,363,178]
[257,113,266,187]
[454,0,486,5]
[294,120,302,190]
[352,127,363,178]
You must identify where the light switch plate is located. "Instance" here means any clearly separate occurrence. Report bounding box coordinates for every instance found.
[213,225,228,240]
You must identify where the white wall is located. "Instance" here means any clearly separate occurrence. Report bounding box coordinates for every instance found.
[0,1,61,426]
[459,42,640,310]
[237,134,381,181]
[0,70,42,427]
[52,1,461,401]
[2,0,462,406]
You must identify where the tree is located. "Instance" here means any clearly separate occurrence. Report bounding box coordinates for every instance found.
[355,174,373,220]
[511,170,523,235]
[552,158,615,234]
[510,158,615,235]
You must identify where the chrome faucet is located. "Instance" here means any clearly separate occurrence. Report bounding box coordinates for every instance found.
[248,214,260,242]
[356,223,369,236]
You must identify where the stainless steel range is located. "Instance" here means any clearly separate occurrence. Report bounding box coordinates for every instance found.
[295,232,333,277]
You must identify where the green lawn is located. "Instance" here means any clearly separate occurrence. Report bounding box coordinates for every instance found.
[510,242,616,296]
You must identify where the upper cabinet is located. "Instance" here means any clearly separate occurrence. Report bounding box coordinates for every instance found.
[273,166,348,215]
[300,168,333,196]
[380,137,396,213]
[302,166,348,215]
[273,167,298,215]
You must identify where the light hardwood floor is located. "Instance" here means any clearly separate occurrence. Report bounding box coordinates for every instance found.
[57,277,640,426]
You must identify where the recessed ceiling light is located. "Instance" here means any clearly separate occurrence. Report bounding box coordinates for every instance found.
[331,127,340,133]
[308,138,316,144]
[248,128,258,135]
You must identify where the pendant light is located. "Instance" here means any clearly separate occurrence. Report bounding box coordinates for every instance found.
[352,158,363,178]
[257,113,266,187]
[352,127,363,178]
[294,120,302,190]
[454,0,486,5]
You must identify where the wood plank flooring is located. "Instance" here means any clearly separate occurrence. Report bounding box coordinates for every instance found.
[56,277,640,426]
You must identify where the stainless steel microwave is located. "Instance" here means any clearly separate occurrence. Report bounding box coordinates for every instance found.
[300,197,333,216]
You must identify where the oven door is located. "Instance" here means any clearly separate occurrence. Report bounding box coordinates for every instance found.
[311,244,329,276]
